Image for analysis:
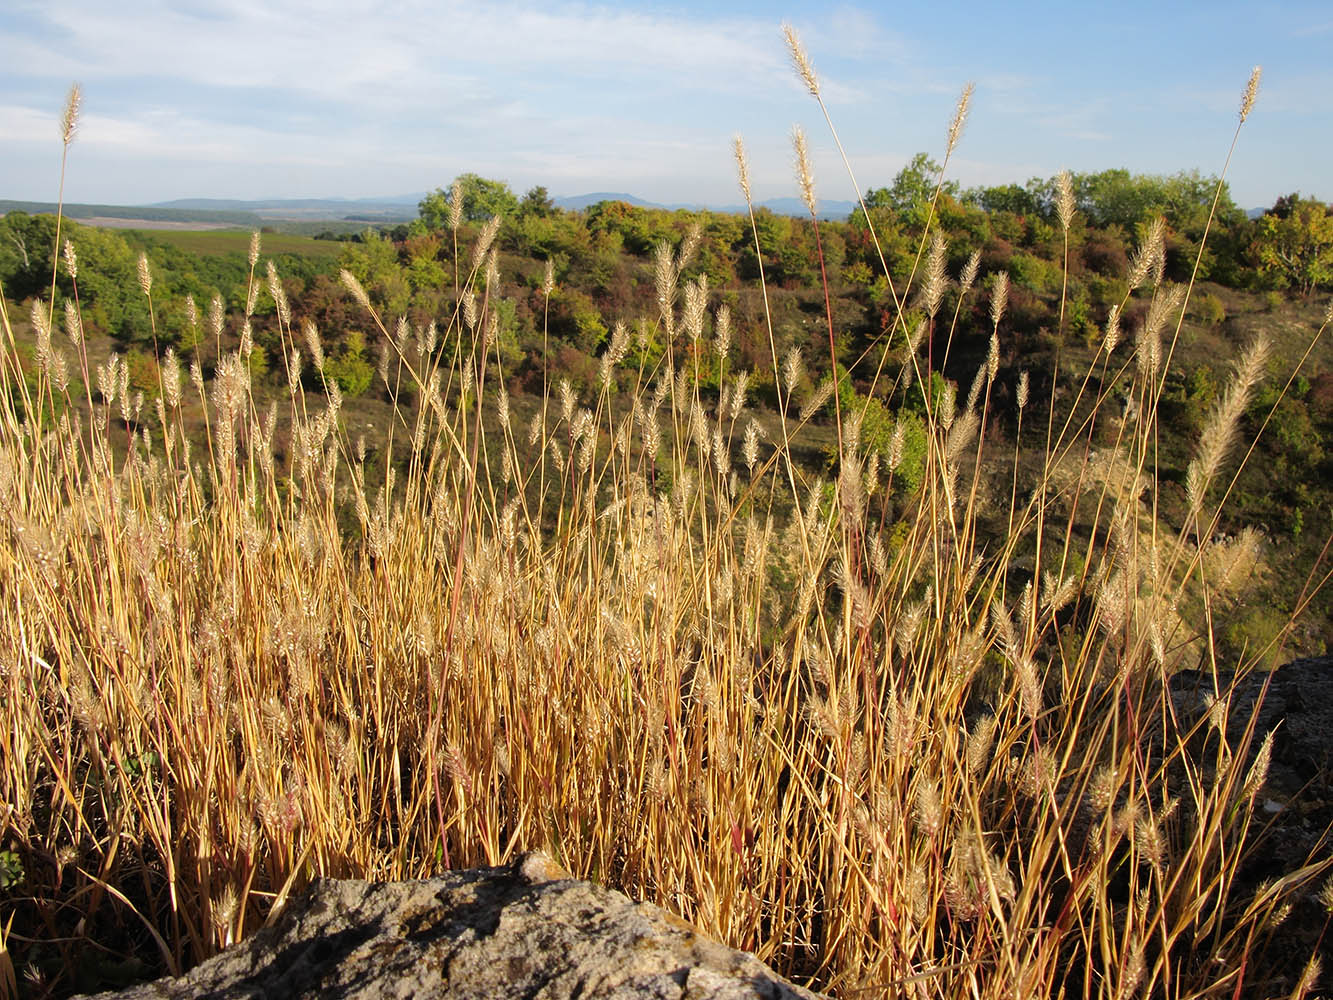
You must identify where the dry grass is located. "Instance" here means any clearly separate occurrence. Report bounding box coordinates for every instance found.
[1,37,1330,1000]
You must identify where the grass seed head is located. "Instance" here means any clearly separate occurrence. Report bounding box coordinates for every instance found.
[1240,66,1261,123]
[947,82,975,156]
[792,125,817,217]
[990,272,1009,329]
[341,269,372,312]
[960,249,980,293]
[1055,169,1076,232]
[733,135,753,204]
[60,83,82,145]
[266,260,291,327]
[137,253,152,297]
[63,299,82,347]
[783,23,820,98]
[715,304,732,359]
[1243,729,1274,798]
[923,233,948,318]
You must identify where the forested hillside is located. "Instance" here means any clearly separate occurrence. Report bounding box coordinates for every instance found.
[4,162,1329,659]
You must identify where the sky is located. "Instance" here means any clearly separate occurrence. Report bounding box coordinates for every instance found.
[2,0,1330,212]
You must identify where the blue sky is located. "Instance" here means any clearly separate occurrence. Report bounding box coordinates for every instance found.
[2,0,1330,211]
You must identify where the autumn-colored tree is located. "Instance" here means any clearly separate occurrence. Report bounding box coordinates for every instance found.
[1254,194,1333,295]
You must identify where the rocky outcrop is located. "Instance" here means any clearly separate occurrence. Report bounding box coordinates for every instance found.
[76,852,824,1000]
[1169,656,1333,809]
[1168,656,1333,987]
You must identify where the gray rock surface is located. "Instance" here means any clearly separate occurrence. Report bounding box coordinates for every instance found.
[1169,656,1333,814]
[1168,656,1333,989]
[75,852,825,1000]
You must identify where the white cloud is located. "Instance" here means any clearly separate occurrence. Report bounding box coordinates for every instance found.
[9,0,785,108]
[0,103,61,145]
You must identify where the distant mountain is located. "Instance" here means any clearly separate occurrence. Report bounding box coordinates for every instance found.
[151,197,418,222]
[553,192,660,212]
[4,191,860,230]
[753,197,857,221]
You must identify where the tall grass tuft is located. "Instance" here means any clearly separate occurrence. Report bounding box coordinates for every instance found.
[0,36,1329,1000]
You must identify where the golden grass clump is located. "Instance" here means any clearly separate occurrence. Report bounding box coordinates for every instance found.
[0,37,1328,1000]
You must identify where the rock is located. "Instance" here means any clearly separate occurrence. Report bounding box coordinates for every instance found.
[75,852,825,1000]
[1168,655,1333,991]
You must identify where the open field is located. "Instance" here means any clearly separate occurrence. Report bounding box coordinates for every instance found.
[119,228,345,258]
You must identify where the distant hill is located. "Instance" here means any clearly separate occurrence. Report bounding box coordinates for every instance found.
[553,192,659,212]
[750,197,858,221]
[3,191,861,231]
[151,197,418,223]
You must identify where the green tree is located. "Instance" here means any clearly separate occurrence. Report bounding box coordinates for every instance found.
[887,153,958,230]
[0,212,60,300]
[1254,195,1333,295]
[519,186,556,217]
[965,183,1041,217]
[418,174,520,229]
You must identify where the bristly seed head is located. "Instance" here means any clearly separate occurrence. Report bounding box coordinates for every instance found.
[990,272,1009,329]
[448,180,464,231]
[783,23,820,98]
[341,269,372,311]
[60,83,82,146]
[733,135,753,206]
[137,253,152,297]
[208,292,225,338]
[791,125,817,217]
[947,82,975,156]
[1239,66,1261,123]
[959,250,980,294]
[64,299,83,346]
[1055,170,1076,232]
[922,233,948,318]
[1103,303,1121,354]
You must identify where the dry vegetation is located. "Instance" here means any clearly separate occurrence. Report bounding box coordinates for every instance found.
[1,40,1331,1000]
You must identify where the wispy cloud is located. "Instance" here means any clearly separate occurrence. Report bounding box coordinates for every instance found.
[9,0,785,106]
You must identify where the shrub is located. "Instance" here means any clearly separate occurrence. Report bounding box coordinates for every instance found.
[1193,291,1227,324]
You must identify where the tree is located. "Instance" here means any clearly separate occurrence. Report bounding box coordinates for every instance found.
[0,212,60,300]
[1254,195,1333,295]
[519,186,556,218]
[965,182,1041,217]
[890,153,959,230]
[417,174,520,230]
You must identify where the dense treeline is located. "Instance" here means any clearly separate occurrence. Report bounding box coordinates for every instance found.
[4,159,1330,374]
